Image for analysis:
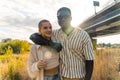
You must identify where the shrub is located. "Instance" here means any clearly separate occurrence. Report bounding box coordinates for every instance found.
[0,39,30,55]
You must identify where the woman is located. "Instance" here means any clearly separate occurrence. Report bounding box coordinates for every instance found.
[28,20,61,80]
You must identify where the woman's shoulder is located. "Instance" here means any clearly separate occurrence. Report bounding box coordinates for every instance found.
[31,44,41,50]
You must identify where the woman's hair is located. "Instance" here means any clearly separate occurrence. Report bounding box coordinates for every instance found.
[38,19,50,29]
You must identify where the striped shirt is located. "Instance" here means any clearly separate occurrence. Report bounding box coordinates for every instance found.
[51,27,94,78]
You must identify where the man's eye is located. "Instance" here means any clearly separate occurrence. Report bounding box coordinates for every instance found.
[58,15,69,20]
[58,16,62,20]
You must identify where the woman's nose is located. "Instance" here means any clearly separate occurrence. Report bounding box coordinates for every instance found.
[48,28,52,31]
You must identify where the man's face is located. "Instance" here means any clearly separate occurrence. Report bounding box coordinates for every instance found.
[57,10,71,28]
[39,22,52,39]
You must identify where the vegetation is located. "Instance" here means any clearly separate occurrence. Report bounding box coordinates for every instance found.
[97,43,120,48]
[92,48,120,80]
[0,53,30,80]
[0,39,120,80]
[0,39,31,80]
[0,39,30,55]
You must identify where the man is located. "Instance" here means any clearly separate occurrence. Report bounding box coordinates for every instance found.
[30,7,94,80]
[51,7,94,80]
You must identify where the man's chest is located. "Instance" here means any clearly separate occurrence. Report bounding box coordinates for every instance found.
[51,33,83,51]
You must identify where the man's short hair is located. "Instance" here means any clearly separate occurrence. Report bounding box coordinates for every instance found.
[57,7,71,16]
[38,19,49,29]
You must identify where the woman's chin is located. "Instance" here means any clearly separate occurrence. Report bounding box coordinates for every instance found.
[45,36,51,40]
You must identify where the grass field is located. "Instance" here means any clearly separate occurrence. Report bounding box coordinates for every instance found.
[0,48,120,80]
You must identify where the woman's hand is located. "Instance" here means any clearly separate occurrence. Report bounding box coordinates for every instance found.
[37,60,47,70]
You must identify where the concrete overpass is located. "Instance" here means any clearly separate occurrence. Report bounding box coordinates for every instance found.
[79,1,120,38]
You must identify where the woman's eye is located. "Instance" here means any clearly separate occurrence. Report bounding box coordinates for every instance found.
[43,27,47,29]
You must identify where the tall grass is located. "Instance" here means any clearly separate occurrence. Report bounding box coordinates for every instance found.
[0,48,120,80]
[92,48,120,80]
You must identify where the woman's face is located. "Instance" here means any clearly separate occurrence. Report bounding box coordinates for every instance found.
[39,22,52,40]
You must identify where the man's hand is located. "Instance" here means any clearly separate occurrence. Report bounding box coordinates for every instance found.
[85,60,94,80]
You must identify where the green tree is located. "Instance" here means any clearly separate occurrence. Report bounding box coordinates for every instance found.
[2,38,12,43]
[0,39,30,55]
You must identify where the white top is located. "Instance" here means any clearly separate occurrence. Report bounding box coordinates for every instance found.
[28,44,59,80]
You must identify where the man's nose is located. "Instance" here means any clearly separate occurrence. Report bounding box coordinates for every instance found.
[62,18,65,20]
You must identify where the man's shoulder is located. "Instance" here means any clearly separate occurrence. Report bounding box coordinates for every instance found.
[53,28,61,31]
[53,28,61,33]
[75,27,90,37]
[76,27,87,33]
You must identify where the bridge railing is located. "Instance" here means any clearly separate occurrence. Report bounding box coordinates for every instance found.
[80,2,120,30]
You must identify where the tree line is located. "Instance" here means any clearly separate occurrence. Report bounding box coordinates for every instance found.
[0,38,31,55]
[97,43,120,48]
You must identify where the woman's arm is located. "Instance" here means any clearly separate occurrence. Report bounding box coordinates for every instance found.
[27,44,40,78]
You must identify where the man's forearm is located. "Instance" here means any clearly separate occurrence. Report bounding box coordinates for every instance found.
[85,60,94,80]
[30,33,62,52]
[30,33,50,45]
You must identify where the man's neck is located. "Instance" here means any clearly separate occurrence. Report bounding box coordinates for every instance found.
[61,26,74,35]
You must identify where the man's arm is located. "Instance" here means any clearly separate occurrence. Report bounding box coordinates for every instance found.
[81,31,94,80]
[30,33,62,52]
[30,33,50,45]
[85,60,94,80]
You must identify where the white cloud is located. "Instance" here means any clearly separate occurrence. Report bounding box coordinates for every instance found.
[0,0,119,44]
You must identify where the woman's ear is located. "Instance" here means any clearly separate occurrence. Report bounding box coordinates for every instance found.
[38,29,41,33]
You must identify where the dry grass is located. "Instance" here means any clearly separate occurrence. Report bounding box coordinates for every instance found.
[0,48,120,80]
[92,48,120,80]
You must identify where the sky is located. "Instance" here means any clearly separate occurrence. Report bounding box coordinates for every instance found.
[0,0,120,44]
